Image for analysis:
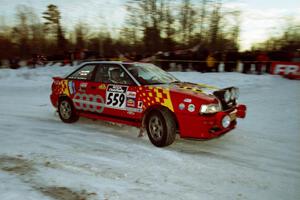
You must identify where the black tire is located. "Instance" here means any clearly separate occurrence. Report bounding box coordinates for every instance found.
[58,98,79,123]
[146,108,176,147]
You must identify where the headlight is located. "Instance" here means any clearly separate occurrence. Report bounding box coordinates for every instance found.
[235,88,239,99]
[231,88,239,100]
[231,88,236,100]
[200,104,221,114]
[224,90,231,102]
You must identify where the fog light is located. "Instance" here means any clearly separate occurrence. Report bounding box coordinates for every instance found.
[224,90,231,102]
[222,115,231,128]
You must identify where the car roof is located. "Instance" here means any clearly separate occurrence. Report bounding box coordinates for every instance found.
[66,60,143,86]
[79,61,146,65]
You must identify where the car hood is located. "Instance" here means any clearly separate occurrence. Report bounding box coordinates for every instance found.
[158,82,220,100]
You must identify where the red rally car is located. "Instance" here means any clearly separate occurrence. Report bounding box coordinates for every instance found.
[50,61,247,147]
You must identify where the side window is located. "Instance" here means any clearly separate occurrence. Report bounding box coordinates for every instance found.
[95,64,135,85]
[94,64,110,83]
[121,71,135,85]
[68,64,96,80]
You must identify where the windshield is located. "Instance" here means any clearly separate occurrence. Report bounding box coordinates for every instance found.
[123,63,180,85]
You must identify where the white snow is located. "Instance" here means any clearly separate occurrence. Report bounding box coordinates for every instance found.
[0,66,299,200]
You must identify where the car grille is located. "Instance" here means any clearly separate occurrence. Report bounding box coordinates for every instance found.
[213,87,237,111]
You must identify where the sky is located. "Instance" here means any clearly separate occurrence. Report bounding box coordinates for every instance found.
[0,0,299,50]
[225,0,300,50]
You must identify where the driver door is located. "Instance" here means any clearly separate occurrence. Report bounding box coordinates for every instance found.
[93,64,141,120]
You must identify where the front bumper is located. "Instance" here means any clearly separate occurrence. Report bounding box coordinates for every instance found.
[178,104,247,139]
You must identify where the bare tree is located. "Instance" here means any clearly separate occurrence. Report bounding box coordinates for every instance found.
[74,22,89,49]
[209,0,222,50]
[253,17,300,52]
[179,0,196,45]
[162,0,176,50]
[198,0,208,42]
[121,1,141,46]
[0,16,15,59]
[123,0,169,54]
[12,5,31,57]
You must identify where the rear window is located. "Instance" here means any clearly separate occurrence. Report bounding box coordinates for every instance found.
[68,64,96,80]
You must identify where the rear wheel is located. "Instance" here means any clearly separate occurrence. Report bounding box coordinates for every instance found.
[58,98,79,123]
[146,108,176,147]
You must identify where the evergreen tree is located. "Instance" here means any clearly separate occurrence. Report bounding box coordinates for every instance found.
[42,4,66,51]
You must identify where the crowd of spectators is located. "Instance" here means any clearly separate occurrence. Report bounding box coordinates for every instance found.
[154,49,300,74]
[3,48,300,74]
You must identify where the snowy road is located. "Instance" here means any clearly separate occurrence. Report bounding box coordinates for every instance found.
[0,66,299,200]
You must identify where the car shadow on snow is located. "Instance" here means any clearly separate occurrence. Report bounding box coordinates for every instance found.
[70,118,153,146]
[46,113,260,169]
[72,117,241,156]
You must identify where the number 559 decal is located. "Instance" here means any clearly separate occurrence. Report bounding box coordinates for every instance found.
[106,85,128,109]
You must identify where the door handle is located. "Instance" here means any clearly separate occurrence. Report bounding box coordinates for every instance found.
[91,86,97,90]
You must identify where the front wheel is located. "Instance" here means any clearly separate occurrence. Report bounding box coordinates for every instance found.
[146,109,176,147]
[58,98,79,123]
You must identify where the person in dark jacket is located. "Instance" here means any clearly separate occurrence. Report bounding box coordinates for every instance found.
[241,51,254,74]
[9,57,20,69]
[256,51,269,75]
[224,51,239,72]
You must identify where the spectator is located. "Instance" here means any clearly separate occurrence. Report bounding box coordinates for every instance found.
[214,51,222,72]
[224,51,239,72]
[256,51,269,74]
[241,51,254,74]
[200,49,209,72]
[206,52,216,72]
[9,57,20,69]
[292,50,300,62]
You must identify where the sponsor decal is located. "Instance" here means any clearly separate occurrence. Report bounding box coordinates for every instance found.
[73,93,105,113]
[106,85,128,109]
[68,81,76,95]
[56,80,70,96]
[126,91,136,98]
[79,83,87,92]
[80,83,87,87]
[137,86,174,111]
[126,98,136,108]
[184,98,192,103]
[98,84,106,90]
[79,70,90,76]
[271,62,300,75]
[179,103,185,110]
[107,85,127,93]
[188,104,195,112]
[138,101,143,108]
[126,107,143,113]
[178,83,218,95]
[127,111,135,115]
